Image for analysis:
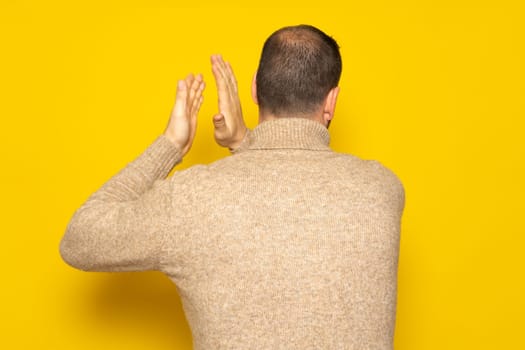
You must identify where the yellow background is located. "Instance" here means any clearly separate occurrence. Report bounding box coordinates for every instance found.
[2,0,523,349]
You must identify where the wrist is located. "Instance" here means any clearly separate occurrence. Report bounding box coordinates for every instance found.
[162,131,185,152]
[231,128,247,148]
[163,131,177,145]
[229,128,249,153]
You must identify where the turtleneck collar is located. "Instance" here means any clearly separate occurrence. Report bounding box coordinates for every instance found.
[248,117,331,151]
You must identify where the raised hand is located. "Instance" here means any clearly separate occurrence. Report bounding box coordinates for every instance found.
[163,73,205,157]
[211,55,247,150]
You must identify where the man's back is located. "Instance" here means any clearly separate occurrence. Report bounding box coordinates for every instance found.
[60,25,405,350]
[162,118,405,349]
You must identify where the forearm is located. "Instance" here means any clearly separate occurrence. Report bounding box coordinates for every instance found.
[87,135,182,202]
[60,135,181,271]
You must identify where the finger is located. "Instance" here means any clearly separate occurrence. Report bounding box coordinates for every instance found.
[185,73,194,95]
[173,79,187,119]
[217,55,230,82]
[212,54,227,83]
[198,95,204,110]
[197,79,205,98]
[211,56,227,91]
[190,95,201,131]
[188,93,202,144]
[211,54,221,78]
[194,72,203,84]
[189,73,203,103]
[216,56,235,93]
[216,56,236,98]
[196,78,205,104]
[225,61,238,93]
[212,59,230,114]
[191,81,205,115]
[221,61,237,100]
[210,54,218,66]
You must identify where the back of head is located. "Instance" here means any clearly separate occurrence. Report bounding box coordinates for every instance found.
[256,24,342,117]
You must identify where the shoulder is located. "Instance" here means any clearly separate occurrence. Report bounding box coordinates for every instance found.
[367,159,406,211]
[166,154,240,191]
[331,152,403,186]
[368,160,404,189]
[329,152,405,203]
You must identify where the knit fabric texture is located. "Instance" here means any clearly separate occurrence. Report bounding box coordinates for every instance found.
[60,117,405,350]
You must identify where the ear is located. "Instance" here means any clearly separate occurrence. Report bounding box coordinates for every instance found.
[322,86,340,125]
[251,73,258,105]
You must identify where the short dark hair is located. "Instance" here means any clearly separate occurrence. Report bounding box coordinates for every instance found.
[256,24,342,116]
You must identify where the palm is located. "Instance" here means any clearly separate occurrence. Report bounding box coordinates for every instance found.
[164,74,205,156]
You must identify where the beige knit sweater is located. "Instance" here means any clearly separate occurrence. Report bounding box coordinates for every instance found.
[60,117,405,350]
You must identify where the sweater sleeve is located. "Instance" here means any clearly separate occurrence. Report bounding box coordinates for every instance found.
[59,134,182,272]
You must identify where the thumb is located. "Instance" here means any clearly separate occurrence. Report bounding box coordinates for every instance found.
[213,113,226,129]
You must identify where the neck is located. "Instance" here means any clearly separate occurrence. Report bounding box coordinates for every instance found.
[248,117,331,151]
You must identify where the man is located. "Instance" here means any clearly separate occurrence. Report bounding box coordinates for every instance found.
[60,24,405,349]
